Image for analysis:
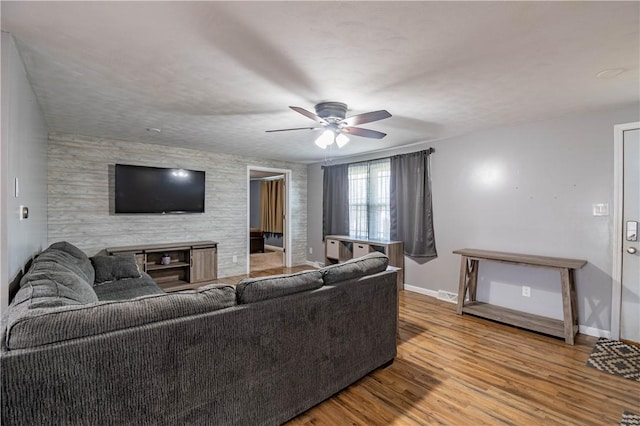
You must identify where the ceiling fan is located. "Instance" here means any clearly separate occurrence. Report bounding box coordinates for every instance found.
[266,102,392,149]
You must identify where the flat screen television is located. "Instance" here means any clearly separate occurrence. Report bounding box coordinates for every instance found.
[115,164,205,214]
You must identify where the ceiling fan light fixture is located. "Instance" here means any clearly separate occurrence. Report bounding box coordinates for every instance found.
[335,133,349,148]
[315,130,334,149]
[268,102,392,148]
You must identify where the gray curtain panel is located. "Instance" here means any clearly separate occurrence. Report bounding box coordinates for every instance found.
[322,163,350,239]
[390,150,437,257]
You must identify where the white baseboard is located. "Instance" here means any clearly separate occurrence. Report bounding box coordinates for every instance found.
[579,325,611,339]
[304,260,323,268]
[403,284,438,298]
[403,285,612,337]
[403,285,458,304]
[265,244,284,252]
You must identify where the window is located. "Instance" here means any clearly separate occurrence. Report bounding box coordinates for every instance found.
[348,159,390,240]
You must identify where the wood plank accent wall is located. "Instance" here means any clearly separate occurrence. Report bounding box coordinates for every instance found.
[47,133,307,278]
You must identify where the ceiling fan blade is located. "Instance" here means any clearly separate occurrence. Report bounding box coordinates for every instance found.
[343,127,387,139]
[265,126,321,133]
[342,110,391,126]
[290,106,328,124]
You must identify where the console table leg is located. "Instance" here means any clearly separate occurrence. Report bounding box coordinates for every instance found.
[457,256,469,314]
[468,260,479,302]
[560,268,576,345]
[569,269,579,332]
[457,257,480,314]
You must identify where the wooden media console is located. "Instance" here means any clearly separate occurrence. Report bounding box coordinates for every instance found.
[107,241,218,292]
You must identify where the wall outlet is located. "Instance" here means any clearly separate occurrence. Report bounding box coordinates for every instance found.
[592,203,609,216]
[232,255,237,263]
[522,286,531,297]
[309,247,313,254]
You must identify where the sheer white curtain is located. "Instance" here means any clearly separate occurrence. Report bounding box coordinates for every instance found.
[348,162,368,238]
[348,159,390,240]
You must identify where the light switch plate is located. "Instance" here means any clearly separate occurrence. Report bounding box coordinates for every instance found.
[592,203,609,216]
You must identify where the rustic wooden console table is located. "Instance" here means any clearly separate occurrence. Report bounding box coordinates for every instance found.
[453,249,587,345]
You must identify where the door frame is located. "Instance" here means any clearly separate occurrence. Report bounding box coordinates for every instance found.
[246,166,292,273]
[611,121,640,340]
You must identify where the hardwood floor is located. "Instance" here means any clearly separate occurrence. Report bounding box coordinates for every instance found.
[210,265,313,285]
[286,290,640,426]
[208,267,639,424]
[250,249,284,272]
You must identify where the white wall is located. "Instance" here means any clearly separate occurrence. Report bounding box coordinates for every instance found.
[0,32,49,315]
[307,105,639,335]
[47,133,307,278]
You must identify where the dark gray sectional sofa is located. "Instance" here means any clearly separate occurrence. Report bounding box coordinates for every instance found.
[1,242,398,425]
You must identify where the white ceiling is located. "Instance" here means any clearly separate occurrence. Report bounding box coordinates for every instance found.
[2,1,639,163]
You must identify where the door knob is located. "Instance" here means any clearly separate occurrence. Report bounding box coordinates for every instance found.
[627,247,637,254]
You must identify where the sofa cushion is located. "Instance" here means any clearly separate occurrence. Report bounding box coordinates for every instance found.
[11,282,86,309]
[20,253,99,306]
[320,252,389,285]
[93,273,164,301]
[49,241,87,261]
[236,270,323,304]
[29,247,97,292]
[4,284,237,350]
[48,241,95,284]
[91,254,141,284]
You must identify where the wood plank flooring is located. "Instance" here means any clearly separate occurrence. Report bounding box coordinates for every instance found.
[286,290,640,425]
[250,249,284,272]
[210,265,313,285]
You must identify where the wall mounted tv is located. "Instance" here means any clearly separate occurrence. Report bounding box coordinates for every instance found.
[115,164,205,214]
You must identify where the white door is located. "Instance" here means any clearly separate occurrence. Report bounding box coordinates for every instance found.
[621,126,640,343]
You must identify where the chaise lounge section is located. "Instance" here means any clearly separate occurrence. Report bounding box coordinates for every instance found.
[1,242,397,425]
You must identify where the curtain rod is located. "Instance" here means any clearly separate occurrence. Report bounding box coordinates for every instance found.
[321,147,434,169]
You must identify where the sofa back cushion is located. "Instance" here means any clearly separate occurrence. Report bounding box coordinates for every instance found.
[11,281,86,309]
[20,249,99,307]
[236,270,323,304]
[5,284,237,350]
[320,252,389,285]
[48,241,95,284]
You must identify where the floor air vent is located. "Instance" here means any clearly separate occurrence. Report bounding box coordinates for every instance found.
[437,290,458,304]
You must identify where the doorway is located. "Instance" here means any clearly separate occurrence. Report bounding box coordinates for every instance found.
[247,166,292,274]
[612,122,640,344]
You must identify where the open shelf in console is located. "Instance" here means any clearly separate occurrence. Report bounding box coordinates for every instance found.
[146,262,191,271]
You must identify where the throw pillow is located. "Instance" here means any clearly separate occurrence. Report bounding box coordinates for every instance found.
[91,254,141,284]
